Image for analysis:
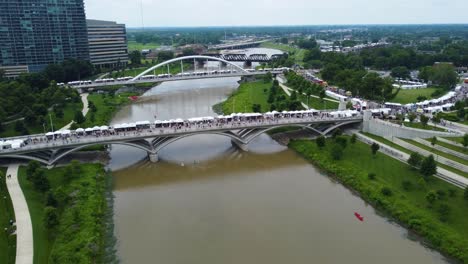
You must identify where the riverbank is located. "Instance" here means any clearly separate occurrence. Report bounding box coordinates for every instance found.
[18,162,113,263]
[289,136,468,262]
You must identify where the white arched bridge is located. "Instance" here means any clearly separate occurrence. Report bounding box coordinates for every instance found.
[67,55,288,89]
[0,110,363,166]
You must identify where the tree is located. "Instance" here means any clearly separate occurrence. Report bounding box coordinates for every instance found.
[157,51,174,61]
[350,134,357,144]
[331,144,344,160]
[335,136,348,149]
[26,161,41,180]
[391,66,410,79]
[420,155,437,180]
[280,37,288,44]
[408,152,423,169]
[252,104,261,113]
[437,203,450,222]
[30,169,50,193]
[457,108,466,121]
[408,112,416,123]
[331,128,342,138]
[74,110,85,124]
[263,72,272,83]
[463,134,468,149]
[420,115,429,128]
[316,136,326,149]
[426,190,437,205]
[371,142,380,157]
[430,136,437,147]
[129,50,142,65]
[44,206,59,229]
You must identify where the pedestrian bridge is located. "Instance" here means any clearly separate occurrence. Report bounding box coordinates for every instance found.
[0,111,363,165]
[67,55,287,90]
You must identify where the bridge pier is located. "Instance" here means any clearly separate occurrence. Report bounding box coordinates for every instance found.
[231,140,249,151]
[148,152,159,163]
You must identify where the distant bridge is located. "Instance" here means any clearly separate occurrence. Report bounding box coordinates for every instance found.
[0,112,362,165]
[67,55,287,89]
[209,39,272,50]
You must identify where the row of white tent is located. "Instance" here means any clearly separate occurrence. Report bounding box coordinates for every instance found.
[0,139,25,150]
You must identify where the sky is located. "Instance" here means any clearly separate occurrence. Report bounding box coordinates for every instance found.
[84,0,467,27]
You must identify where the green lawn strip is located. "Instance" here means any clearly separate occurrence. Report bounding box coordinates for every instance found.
[402,139,468,166]
[423,138,467,154]
[438,112,468,125]
[298,94,339,110]
[19,163,109,263]
[260,42,305,65]
[0,168,15,264]
[403,122,446,132]
[127,40,160,51]
[289,138,468,262]
[0,102,82,137]
[361,133,468,177]
[221,81,273,114]
[18,168,50,264]
[81,92,137,128]
[389,87,440,104]
[443,137,465,145]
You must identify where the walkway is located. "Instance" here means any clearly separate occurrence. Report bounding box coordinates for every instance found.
[355,132,468,188]
[59,93,89,131]
[437,137,465,148]
[413,138,468,160]
[276,77,309,109]
[389,137,468,172]
[6,164,33,264]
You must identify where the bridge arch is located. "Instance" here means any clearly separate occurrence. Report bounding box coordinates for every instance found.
[130,55,249,82]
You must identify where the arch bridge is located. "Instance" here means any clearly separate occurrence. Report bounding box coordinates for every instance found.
[0,115,362,166]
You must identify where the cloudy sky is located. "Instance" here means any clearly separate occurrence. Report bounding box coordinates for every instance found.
[84,0,467,27]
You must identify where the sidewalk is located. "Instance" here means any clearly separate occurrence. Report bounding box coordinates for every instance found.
[6,164,33,264]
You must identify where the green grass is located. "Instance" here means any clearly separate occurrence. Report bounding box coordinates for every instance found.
[18,169,50,264]
[261,42,306,65]
[443,137,466,145]
[299,94,339,110]
[127,40,160,51]
[424,138,467,154]
[361,132,468,177]
[0,102,82,137]
[80,92,138,128]
[437,112,468,125]
[402,139,468,166]
[403,122,446,132]
[0,168,15,264]
[289,137,468,262]
[19,163,110,263]
[221,81,274,114]
[389,88,440,104]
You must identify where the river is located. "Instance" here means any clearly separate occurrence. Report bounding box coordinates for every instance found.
[109,74,451,263]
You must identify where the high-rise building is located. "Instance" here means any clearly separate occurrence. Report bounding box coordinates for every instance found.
[87,19,128,69]
[0,0,89,74]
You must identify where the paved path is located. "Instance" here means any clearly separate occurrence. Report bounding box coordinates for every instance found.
[59,93,89,131]
[389,137,468,172]
[354,132,468,188]
[6,164,33,264]
[413,138,468,160]
[437,137,465,148]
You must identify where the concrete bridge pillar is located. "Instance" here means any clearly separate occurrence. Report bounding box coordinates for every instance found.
[148,152,159,163]
[231,139,249,151]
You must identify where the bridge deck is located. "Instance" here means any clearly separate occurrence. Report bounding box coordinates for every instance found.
[0,116,362,156]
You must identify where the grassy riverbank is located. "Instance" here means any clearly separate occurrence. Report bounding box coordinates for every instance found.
[389,87,440,104]
[0,168,15,264]
[215,80,275,114]
[289,137,468,262]
[18,163,113,263]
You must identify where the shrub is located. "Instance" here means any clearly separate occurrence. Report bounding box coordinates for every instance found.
[335,136,348,149]
[438,203,450,222]
[330,144,344,160]
[350,134,357,144]
[44,206,59,229]
[316,136,326,149]
[402,180,413,191]
[448,188,457,198]
[381,187,393,196]
[407,152,423,169]
[368,172,376,180]
[436,189,446,200]
[426,190,437,206]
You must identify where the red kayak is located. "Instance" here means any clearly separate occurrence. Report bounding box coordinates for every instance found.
[129,96,139,101]
[354,212,364,222]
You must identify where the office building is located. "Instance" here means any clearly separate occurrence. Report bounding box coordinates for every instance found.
[87,19,128,69]
[0,0,89,75]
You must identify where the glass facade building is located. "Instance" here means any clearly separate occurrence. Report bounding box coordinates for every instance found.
[0,0,89,73]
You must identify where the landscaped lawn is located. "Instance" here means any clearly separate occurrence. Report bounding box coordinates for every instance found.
[402,139,468,166]
[389,87,440,104]
[403,122,446,132]
[0,168,15,264]
[220,81,274,114]
[424,138,467,153]
[290,137,468,261]
[260,42,306,65]
[127,40,160,51]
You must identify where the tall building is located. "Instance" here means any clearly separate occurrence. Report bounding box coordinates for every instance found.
[87,19,128,69]
[0,0,89,74]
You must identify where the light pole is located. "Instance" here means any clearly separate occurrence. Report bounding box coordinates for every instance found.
[49,114,54,132]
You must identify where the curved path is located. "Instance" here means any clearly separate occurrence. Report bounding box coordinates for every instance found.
[6,164,33,264]
[59,93,89,131]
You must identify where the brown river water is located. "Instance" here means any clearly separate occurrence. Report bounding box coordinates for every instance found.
[109,77,451,263]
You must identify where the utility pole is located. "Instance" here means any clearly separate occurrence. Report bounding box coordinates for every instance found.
[49,114,54,132]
